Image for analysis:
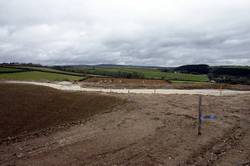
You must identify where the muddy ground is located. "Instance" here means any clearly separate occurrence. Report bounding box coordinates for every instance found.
[0,83,124,140]
[80,77,250,90]
[0,83,250,165]
[81,77,170,89]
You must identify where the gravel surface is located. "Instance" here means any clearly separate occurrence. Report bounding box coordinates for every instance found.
[4,80,250,96]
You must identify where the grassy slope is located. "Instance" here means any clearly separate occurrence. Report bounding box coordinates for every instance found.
[0,66,24,72]
[1,65,209,82]
[86,67,209,82]
[4,66,84,76]
[0,71,82,81]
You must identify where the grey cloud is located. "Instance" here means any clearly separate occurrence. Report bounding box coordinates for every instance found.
[0,0,250,66]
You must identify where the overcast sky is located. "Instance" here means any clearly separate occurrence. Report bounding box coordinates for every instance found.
[0,0,250,66]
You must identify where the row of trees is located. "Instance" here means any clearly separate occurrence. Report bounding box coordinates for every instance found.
[208,67,250,84]
[174,64,210,74]
[166,64,250,84]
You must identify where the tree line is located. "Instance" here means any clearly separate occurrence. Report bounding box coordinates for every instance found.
[162,64,250,84]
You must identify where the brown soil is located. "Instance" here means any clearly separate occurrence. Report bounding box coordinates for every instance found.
[0,83,124,141]
[172,82,250,90]
[81,77,250,90]
[0,83,250,165]
[81,77,170,88]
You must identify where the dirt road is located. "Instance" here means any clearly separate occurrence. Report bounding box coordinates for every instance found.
[4,80,250,96]
[0,83,250,165]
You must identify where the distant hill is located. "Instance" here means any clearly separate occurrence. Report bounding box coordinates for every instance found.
[93,64,169,69]
[174,64,210,74]
[1,62,249,84]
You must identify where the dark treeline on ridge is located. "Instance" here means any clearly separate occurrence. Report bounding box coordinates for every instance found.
[174,64,210,74]
[167,64,250,84]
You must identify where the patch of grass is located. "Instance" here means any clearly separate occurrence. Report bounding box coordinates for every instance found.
[0,83,124,139]
[0,71,83,81]
[4,65,84,76]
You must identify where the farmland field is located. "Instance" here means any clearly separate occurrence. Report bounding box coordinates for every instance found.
[14,66,84,76]
[62,66,209,82]
[0,66,24,73]
[0,83,249,165]
[0,83,124,139]
[1,65,85,76]
[0,71,83,81]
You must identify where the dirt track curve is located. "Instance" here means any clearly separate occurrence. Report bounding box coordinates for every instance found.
[4,80,250,96]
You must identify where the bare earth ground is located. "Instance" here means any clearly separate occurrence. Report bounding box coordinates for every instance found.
[80,77,250,90]
[0,83,250,165]
[81,77,170,89]
[0,83,124,140]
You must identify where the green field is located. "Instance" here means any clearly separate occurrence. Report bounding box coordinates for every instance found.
[0,65,209,82]
[3,66,84,76]
[0,71,83,81]
[0,66,24,73]
[64,66,209,82]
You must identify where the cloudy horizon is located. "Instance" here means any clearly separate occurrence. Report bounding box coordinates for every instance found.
[0,0,250,67]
